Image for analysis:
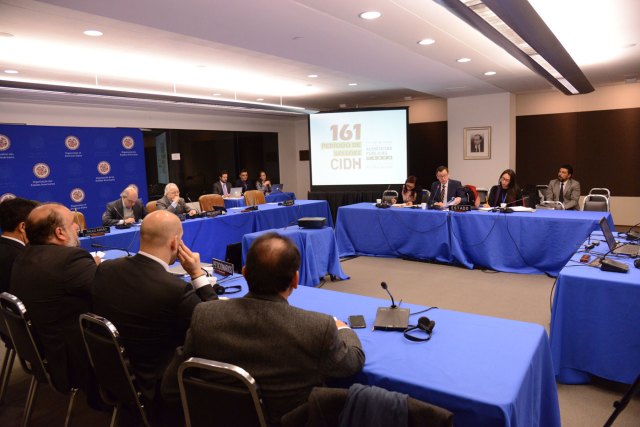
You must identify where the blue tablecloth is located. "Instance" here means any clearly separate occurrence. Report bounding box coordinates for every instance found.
[223,192,296,208]
[550,231,640,385]
[202,279,560,427]
[335,203,451,262]
[242,226,348,287]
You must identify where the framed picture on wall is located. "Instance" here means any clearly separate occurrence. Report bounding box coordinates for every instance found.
[464,126,491,160]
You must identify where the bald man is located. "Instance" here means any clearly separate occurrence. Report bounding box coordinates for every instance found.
[10,203,100,395]
[91,210,217,402]
[102,185,147,226]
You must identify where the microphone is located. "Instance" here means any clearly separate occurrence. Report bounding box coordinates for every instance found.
[90,242,132,257]
[380,281,397,308]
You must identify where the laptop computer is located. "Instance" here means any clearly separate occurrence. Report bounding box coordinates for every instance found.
[271,183,283,193]
[599,218,640,256]
[229,187,243,197]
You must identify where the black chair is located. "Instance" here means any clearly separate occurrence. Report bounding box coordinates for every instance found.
[0,292,79,427]
[582,194,609,212]
[178,357,269,427]
[79,313,150,427]
[0,309,17,405]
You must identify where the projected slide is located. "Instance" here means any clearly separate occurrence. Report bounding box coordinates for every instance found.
[309,109,407,186]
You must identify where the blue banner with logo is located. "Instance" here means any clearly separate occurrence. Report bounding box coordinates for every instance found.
[0,125,147,228]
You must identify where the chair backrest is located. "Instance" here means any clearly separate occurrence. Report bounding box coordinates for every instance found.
[199,194,225,212]
[421,189,431,204]
[178,357,268,427]
[0,292,51,386]
[589,187,610,200]
[539,201,565,210]
[582,194,609,212]
[476,188,488,205]
[146,200,157,213]
[72,211,87,230]
[79,313,150,426]
[536,184,549,202]
[462,185,478,206]
[244,190,266,206]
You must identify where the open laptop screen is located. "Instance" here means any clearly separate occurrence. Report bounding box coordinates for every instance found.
[598,217,617,251]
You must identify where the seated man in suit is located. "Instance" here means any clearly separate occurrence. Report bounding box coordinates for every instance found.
[162,233,365,425]
[156,183,197,216]
[427,166,466,208]
[92,210,217,402]
[234,169,254,194]
[10,203,101,402]
[102,185,147,226]
[544,164,581,210]
[212,169,232,197]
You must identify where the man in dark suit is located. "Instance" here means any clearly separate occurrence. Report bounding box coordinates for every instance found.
[92,210,217,402]
[234,169,254,194]
[101,185,146,226]
[212,170,232,197]
[156,183,197,216]
[162,232,365,425]
[471,133,484,153]
[10,203,101,395]
[427,166,466,207]
[544,164,581,210]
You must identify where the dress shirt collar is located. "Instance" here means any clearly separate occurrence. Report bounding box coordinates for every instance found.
[1,235,25,246]
[137,250,170,272]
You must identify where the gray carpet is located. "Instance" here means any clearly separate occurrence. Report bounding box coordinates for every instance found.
[321,256,639,427]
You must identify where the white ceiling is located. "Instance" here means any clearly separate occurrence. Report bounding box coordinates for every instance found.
[0,0,638,112]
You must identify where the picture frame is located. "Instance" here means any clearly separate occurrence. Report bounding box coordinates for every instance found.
[464,126,491,160]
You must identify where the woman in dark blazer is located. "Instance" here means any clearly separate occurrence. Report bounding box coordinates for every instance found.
[485,169,524,207]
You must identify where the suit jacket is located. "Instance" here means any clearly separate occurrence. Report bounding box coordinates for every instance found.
[156,195,190,215]
[0,236,25,347]
[9,244,97,391]
[162,292,365,425]
[544,178,581,210]
[234,179,254,193]
[212,180,232,196]
[91,254,217,400]
[428,179,465,205]
[102,198,146,226]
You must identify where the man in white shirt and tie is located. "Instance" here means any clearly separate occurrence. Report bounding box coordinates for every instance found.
[427,166,465,208]
[544,164,581,210]
[212,170,232,197]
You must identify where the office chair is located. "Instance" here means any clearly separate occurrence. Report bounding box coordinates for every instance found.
[536,184,549,202]
[199,194,225,211]
[0,292,79,427]
[178,357,269,427]
[589,187,611,201]
[421,189,431,204]
[72,211,87,230]
[582,194,609,212]
[146,200,157,213]
[538,201,565,210]
[0,312,16,405]
[79,313,151,427]
[476,188,489,205]
[244,190,266,206]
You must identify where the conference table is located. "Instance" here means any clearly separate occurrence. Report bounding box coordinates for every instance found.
[241,226,348,287]
[223,191,296,208]
[190,275,560,427]
[81,200,332,263]
[550,231,640,385]
[336,203,612,275]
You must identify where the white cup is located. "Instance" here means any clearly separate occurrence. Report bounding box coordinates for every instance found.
[500,203,507,209]
[421,202,427,210]
[376,199,382,204]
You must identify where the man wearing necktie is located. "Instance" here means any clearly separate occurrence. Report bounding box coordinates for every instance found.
[543,164,581,210]
[428,166,465,208]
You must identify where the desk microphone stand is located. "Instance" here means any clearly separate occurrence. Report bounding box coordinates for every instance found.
[603,373,640,427]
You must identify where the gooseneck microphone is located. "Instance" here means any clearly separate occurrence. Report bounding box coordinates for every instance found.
[380,281,397,308]
[91,242,132,257]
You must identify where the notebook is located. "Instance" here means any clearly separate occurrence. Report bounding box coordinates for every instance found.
[271,183,283,193]
[599,218,640,256]
[229,187,243,198]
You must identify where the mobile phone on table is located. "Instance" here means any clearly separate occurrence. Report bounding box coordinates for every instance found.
[348,315,366,329]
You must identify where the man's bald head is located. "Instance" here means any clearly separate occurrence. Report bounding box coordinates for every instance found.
[26,203,79,246]
[121,186,139,209]
[140,210,183,262]
[244,233,300,295]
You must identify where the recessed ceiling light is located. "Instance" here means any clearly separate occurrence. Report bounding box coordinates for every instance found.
[348,83,358,86]
[256,98,264,101]
[404,96,413,101]
[418,38,435,46]
[83,30,103,37]
[4,69,19,74]
[457,58,471,63]
[307,74,318,78]
[0,32,14,38]
[359,11,382,20]
[484,71,497,76]
[213,93,222,96]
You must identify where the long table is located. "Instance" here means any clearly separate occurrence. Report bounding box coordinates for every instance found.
[550,231,640,385]
[336,203,612,275]
[82,200,332,262]
[202,276,560,427]
[223,191,296,208]
[242,226,348,287]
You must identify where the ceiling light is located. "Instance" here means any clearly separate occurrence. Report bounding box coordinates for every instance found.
[457,58,471,63]
[0,32,14,38]
[434,0,593,95]
[256,98,264,101]
[4,70,19,74]
[213,93,221,96]
[83,30,103,37]
[348,83,358,86]
[418,38,436,46]
[484,71,497,76]
[359,11,382,20]
[307,74,318,78]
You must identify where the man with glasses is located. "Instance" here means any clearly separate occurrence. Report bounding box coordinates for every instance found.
[156,183,197,216]
[102,185,147,226]
[427,166,466,208]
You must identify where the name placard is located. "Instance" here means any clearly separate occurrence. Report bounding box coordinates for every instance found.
[212,258,234,276]
[450,205,471,212]
[80,226,110,237]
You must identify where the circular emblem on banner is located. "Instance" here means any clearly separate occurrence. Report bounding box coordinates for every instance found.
[0,135,10,151]
[97,161,111,175]
[70,188,85,203]
[122,136,135,150]
[33,162,50,179]
[0,193,16,202]
[65,135,80,150]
